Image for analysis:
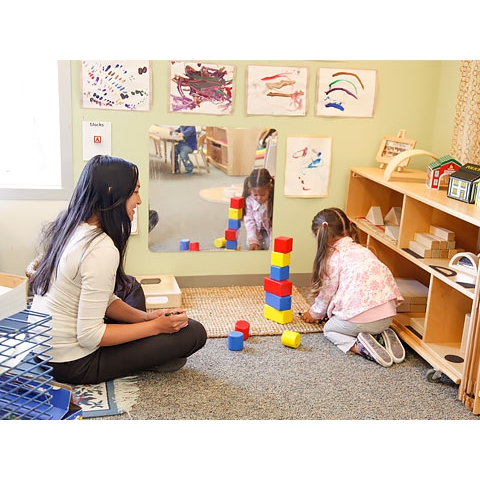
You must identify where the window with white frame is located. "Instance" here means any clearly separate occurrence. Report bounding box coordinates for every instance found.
[0,60,72,200]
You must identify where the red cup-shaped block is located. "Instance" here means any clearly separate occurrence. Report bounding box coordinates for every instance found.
[235,320,250,340]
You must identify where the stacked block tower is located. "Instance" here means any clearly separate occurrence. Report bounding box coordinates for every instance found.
[224,196,244,251]
[264,236,294,325]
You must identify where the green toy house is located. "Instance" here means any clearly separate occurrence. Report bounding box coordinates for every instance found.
[447,163,480,203]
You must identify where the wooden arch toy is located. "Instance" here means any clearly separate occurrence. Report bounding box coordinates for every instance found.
[384,149,439,181]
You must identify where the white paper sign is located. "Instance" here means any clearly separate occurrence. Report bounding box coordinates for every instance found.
[82,121,112,161]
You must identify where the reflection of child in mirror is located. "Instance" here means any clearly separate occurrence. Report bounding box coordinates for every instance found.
[242,168,274,250]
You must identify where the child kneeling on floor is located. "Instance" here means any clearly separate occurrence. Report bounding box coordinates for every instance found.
[301,207,405,367]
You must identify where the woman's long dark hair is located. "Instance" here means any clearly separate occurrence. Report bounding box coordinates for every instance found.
[30,155,139,295]
[241,168,274,227]
[310,207,359,297]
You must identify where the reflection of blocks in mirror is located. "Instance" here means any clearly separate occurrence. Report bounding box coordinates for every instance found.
[136,275,182,309]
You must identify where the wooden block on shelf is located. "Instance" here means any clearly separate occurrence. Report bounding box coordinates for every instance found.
[429,225,455,241]
[384,207,402,225]
[397,303,411,313]
[448,248,465,258]
[397,301,426,313]
[409,240,432,258]
[432,237,448,249]
[414,232,440,249]
[385,225,400,241]
[366,206,384,225]
[396,278,429,303]
[409,304,427,313]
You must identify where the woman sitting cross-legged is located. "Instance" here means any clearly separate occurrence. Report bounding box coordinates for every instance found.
[28,154,207,385]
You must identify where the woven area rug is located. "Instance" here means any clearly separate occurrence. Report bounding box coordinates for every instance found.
[178,285,323,338]
[71,376,139,418]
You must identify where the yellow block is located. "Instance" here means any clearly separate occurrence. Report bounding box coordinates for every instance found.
[228,208,242,220]
[271,251,291,267]
[264,304,293,324]
[214,237,226,248]
[281,330,301,348]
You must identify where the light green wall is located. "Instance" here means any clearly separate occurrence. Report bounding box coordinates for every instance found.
[0,60,461,279]
[72,60,461,279]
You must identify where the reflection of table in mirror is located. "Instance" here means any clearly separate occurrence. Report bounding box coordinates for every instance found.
[149,126,183,174]
[199,184,243,204]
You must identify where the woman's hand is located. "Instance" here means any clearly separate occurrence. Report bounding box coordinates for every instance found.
[148,309,189,334]
[100,308,189,347]
[249,243,260,250]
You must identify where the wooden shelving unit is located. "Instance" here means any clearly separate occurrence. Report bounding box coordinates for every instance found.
[205,126,262,176]
[346,166,480,413]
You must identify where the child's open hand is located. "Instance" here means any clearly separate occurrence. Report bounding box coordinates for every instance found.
[300,311,317,323]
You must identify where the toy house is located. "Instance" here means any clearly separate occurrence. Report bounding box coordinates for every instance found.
[426,155,462,190]
[447,163,480,203]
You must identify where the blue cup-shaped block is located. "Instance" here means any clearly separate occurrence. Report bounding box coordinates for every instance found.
[228,331,244,351]
[179,239,190,251]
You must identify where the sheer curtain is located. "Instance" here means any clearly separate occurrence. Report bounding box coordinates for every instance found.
[451,60,480,165]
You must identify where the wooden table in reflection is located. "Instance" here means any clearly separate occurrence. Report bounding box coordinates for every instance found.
[149,127,183,174]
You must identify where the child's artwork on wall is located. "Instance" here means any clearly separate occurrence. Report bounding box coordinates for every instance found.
[316,68,377,118]
[81,61,151,111]
[246,65,308,116]
[169,61,235,114]
[284,136,332,197]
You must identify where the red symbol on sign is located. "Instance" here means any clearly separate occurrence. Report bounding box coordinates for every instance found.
[94,136,102,144]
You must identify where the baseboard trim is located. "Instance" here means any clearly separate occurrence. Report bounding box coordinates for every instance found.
[175,272,311,288]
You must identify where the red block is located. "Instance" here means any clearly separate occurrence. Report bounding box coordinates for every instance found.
[225,228,238,241]
[274,236,293,253]
[230,196,244,209]
[264,277,293,297]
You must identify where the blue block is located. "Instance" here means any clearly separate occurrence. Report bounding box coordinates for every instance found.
[228,331,244,351]
[179,239,190,251]
[270,265,290,281]
[265,292,292,311]
[226,240,238,250]
[228,218,241,230]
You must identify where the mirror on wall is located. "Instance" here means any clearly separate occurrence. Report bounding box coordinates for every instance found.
[148,124,277,252]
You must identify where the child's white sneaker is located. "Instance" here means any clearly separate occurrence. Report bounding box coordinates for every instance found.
[378,328,405,363]
[356,332,393,367]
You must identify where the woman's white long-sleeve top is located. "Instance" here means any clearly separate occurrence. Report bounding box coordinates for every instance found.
[31,223,119,362]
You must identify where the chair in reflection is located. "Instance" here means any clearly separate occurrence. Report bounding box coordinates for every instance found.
[188,133,210,174]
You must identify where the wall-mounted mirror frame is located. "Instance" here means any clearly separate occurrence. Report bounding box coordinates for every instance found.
[148,125,277,253]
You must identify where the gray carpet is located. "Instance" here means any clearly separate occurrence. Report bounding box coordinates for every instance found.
[90,287,479,421]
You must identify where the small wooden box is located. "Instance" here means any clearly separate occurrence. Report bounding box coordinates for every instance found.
[136,275,182,309]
